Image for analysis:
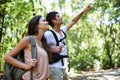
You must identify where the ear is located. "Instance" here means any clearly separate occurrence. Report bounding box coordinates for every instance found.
[52,19,56,24]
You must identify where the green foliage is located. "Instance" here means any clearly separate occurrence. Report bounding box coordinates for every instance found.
[0,0,46,71]
[0,0,120,72]
[101,50,111,69]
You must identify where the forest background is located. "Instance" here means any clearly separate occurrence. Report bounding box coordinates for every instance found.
[0,0,120,73]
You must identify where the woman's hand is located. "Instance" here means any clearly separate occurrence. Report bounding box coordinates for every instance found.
[25,59,38,70]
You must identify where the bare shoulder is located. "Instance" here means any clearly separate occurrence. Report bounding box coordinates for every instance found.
[19,36,30,44]
[15,36,30,49]
[4,36,30,57]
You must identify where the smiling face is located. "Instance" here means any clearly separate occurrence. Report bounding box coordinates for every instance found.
[38,17,49,32]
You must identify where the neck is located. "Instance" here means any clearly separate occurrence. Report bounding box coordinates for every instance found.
[53,25,61,32]
[35,29,44,41]
[35,35,43,47]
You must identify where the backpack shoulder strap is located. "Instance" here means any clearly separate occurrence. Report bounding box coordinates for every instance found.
[59,30,67,42]
[61,30,66,38]
[49,30,59,46]
[29,36,37,59]
[29,36,38,80]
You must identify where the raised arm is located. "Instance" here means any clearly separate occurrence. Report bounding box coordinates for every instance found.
[66,4,91,31]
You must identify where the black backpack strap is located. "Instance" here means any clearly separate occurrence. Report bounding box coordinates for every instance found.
[29,36,37,80]
[49,30,67,46]
[49,30,59,46]
[59,30,67,42]
[49,30,67,66]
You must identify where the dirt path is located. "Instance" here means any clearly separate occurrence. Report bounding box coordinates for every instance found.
[0,68,120,80]
[68,68,120,80]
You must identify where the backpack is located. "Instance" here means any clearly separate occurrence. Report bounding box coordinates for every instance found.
[49,30,68,65]
[3,36,37,80]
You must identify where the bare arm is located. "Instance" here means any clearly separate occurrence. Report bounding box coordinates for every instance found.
[4,37,35,70]
[49,46,62,53]
[66,4,91,31]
